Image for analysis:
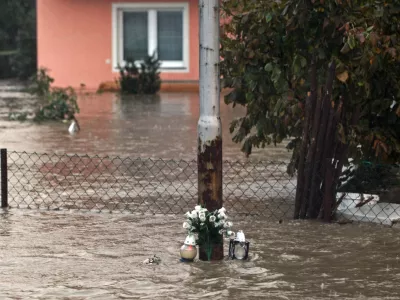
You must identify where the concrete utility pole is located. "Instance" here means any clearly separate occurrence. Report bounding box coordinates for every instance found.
[198,0,223,261]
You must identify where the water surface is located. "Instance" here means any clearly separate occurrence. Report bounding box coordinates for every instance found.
[0,92,290,161]
[1,210,399,299]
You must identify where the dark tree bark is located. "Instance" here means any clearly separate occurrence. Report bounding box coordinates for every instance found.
[307,61,336,218]
[299,78,322,218]
[294,58,317,219]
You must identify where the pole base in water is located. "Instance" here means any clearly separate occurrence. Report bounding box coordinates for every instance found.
[199,243,224,261]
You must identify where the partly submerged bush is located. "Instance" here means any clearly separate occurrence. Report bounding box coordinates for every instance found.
[8,111,28,121]
[118,53,161,94]
[138,54,161,94]
[118,61,140,94]
[338,162,400,194]
[28,68,79,122]
[34,87,79,122]
[28,68,54,97]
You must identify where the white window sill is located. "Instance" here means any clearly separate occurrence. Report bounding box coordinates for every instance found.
[112,66,189,73]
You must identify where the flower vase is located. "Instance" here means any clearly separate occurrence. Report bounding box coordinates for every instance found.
[199,234,223,261]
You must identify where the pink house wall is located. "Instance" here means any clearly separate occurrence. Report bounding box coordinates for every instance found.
[37,0,199,89]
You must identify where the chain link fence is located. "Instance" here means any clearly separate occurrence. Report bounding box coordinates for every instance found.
[6,151,296,218]
[2,150,399,224]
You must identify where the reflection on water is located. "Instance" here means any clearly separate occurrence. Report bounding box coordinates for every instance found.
[0,210,399,299]
[0,92,290,161]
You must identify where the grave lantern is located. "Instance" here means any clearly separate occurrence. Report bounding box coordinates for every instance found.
[180,234,197,262]
[228,230,250,260]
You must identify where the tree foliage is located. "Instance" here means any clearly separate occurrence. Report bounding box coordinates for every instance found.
[221,0,400,220]
[0,0,36,79]
[220,0,400,166]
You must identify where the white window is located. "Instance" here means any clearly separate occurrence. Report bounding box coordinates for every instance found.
[112,3,189,71]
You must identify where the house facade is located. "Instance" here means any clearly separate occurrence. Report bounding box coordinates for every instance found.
[37,0,199,90]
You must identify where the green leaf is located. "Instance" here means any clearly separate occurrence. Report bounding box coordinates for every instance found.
[264,63,273,72]
[265,13,273,23]
[271,66,282,84]
[348,36,356,49]
[299,56,307,68]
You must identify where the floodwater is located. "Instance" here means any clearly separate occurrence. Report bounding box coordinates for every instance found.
[1,86,400,299]
[0,90,290,161]
[1,210,400,299]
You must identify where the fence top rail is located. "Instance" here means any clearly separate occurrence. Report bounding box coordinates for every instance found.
[7,150,292,166]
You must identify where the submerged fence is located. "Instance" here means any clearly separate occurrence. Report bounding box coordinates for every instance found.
[3,150,296,217]
[0,149,399,224]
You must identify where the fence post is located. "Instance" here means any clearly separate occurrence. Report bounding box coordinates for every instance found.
[198,0,223,260]
[1,149,8,208]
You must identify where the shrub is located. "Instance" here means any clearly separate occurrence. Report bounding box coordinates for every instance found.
[118,53,161,94]
[118,60,140,94]
[34,87,79,122]
[28,68,80,122]
[138,54,161,94]
[28,68,54,97]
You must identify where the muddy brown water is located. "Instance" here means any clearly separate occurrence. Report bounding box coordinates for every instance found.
[1,210,400,299]
[0,92,290,161]
[1,90,400,299]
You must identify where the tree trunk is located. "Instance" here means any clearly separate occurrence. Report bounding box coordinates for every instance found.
[294,58,317,219]
[299,66,322,218]
[307,61,336,218]
[319,99,343,220]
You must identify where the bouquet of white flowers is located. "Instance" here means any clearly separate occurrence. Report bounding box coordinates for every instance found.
[183,205,233,260]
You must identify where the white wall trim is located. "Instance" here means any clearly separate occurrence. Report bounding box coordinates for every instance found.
[111,2,189,73]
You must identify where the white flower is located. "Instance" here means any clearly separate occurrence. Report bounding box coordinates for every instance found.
[218,211,226,219]
[218,207,226,214]
[224,221,233,228]
[185,212,191,218]
[209,215,216,222]
[199,212,206,222]
[183,222,191,229]
[216,220,225,228]
[190,210,198,218]
[218,229,224,235]
[195,205,202,211]
[200,223,205,226]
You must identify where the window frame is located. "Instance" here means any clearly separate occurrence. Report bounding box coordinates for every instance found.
[112,2,189,72]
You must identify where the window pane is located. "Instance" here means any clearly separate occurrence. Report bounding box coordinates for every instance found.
[123,12,148,61]
[157,11,183,61]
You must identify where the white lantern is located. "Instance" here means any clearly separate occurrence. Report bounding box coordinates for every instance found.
[180,234,197,262]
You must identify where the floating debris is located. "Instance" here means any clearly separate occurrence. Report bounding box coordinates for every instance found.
[143,255,161,265]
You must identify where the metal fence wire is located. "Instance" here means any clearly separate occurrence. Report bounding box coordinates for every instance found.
[4,150,400,224]
[7,151,295,217]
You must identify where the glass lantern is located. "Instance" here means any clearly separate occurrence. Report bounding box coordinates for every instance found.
[228,230,250,260]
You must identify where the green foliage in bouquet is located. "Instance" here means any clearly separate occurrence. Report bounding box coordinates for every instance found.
[183,205,233,261]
